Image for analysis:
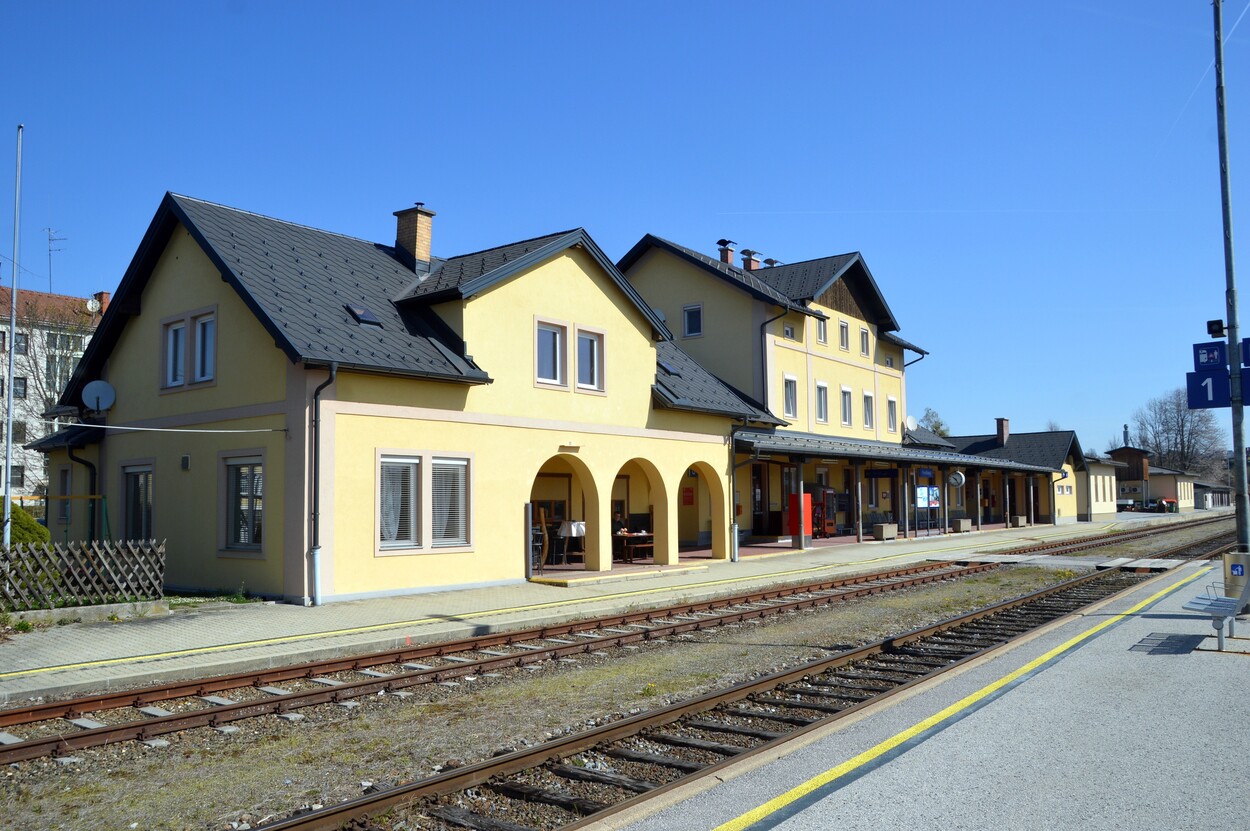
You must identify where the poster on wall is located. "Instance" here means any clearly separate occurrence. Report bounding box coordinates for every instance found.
[915,486,941,509]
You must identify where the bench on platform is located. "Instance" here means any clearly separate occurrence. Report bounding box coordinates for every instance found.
[1184,572,1250,651]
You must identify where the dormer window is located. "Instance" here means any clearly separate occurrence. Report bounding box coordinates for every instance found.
[346,304,383,327]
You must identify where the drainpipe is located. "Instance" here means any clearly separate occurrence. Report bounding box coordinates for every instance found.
[309,363,337,606]
[759,307,788,414]
[67,447,97,544]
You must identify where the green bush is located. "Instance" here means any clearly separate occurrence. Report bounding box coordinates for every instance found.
[7,503,51,545]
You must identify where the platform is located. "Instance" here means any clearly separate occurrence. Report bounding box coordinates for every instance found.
[605,560,1250,831]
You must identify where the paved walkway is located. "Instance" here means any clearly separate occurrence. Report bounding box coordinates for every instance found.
[608,553,1248,831]
[0,511,1217,705]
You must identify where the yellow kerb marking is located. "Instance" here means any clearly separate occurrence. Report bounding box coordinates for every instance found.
[712,566,1211,831]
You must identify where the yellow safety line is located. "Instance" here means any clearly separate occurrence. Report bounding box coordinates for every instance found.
[712,565,1212,831]
[0,526,1143,681]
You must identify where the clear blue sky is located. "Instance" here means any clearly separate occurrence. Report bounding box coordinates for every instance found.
[4,1,1249,451]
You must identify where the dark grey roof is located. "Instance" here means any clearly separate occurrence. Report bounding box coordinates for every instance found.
[397,229,576,298]
[617,235,815,316]
[754,254,856,300]
[755,253,900,333]
[1195,481,1231,490]
[734,428,1054,473]
[881,331,927,356]
[62,193,491,406]
[1148,465,1194,477]
[172,194,492,381]
[397,228,671,339]
[903,426,956,449]
[652,341,781,424]
[26,424,103,452]
[944,430,1084,472]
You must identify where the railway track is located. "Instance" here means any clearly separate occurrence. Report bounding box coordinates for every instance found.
[261,531,1230,831]
[0,517,1229,767]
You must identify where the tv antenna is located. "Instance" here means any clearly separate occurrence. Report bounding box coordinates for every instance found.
[45,228,65,293]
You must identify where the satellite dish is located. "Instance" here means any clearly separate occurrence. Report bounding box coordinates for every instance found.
[85,298,101,313]
[82,380,116,413]
[905,415,918,431]
[948,470,966,488]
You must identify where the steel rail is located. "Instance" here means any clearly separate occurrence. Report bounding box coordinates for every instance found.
[0,562,997,763]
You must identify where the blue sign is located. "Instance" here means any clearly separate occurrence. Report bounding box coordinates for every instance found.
[917,467,934,479]
[1187,371,1231,409]
[1232,563,1246,577]
[1243,338,1250,367]
[1194,341,1228,371]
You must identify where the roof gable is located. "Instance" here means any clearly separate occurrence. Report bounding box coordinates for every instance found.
[618,235,815,317]
[399,228,671,339]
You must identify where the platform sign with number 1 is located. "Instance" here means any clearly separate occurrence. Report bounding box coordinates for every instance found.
[1187,371,1231,409]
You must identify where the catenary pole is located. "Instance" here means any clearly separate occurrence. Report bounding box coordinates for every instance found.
[5,125,23,549]
[1214,2,1249,559]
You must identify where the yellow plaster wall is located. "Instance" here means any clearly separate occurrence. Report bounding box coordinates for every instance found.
[83,225,292,597]
[623,248,759,396]
[327,403,730,596]
[105,227,288,424]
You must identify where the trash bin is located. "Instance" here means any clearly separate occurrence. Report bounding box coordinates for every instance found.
[1225,550,1250,614]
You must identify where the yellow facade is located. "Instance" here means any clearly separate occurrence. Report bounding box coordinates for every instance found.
[49,216,742,602]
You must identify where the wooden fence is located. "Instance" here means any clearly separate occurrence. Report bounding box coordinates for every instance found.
[1,540,166,612]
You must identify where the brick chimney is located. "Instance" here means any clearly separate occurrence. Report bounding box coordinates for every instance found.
[93,291,110,315]
[716,239,736,264]
[996,417,1010,447]
[740,249,761,271]
[394,202,436,268]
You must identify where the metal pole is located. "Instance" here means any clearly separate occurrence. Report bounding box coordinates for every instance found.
[1215,1,1250,566]
[4,125,22,549]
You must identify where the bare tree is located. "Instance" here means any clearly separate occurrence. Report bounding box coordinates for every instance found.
[1130,388,1227,479]
[919,407,949,437]
[1045,419,1063,431]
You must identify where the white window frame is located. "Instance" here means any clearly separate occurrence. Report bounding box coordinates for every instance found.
[162,306,217,391]
[863,392,875,429]
[164,321,186,387]
[887,397,898,433]
[816,318,827,344]
[682,304,703,338]
[860,327,870,356]
[840,386,853,426]
[194,315,217,383]
[839,321,849,350]
[535,319,568,387]
[783,375,798,419]
[815,382,829,424]
[377,450,474,555]
[379,455,422,550]
[575,327,606,393]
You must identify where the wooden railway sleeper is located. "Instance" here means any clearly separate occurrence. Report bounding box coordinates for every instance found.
[750,694,846,715]
[429,805,541,831]
[488,779,609,816]
[644,731,748,756]
[684,719,788,741]
[601,744,705,773]
[548,761,661,793]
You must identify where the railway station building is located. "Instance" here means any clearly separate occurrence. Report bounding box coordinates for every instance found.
[35,196,1101,603]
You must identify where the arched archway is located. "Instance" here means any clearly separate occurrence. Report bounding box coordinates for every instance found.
[676,460,728,559]
[608,458,670,565]
[529,454,602,572]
